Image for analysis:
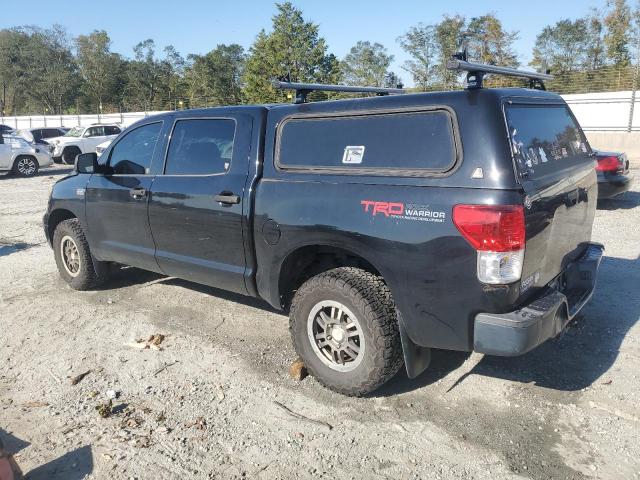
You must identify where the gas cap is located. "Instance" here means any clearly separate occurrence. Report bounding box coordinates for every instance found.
[262,219,281,245]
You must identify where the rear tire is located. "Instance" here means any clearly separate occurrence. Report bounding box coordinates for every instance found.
[62,146,81,165]
[53,219,108,290]
[12,155,39,177]
[289,267,403,396]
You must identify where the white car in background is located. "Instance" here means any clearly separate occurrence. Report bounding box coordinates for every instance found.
[0,134,53,177]
[95,139,112,157]
[49,124,122,164]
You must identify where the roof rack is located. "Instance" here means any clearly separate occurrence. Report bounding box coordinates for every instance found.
[447,53,553,91]
[272,80,405,104]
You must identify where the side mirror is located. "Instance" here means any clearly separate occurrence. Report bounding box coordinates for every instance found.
[75,152,98,174]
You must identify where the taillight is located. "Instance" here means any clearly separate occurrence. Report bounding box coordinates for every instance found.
[595,156,620,172]
[453,205,525,284]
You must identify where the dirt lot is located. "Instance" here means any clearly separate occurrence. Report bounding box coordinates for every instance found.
[1,165,639,480]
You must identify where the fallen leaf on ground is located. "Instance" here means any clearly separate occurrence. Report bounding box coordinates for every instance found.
[288,358,308,381]
[127,334,167,351]
[96,399,113,418]
[69,370,92,385]
[121,416,144,428]
[185,417,206,430]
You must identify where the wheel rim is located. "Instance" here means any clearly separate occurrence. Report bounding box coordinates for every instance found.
[307,300,364,372]
[17,158,36,176]
[60,235,81,277]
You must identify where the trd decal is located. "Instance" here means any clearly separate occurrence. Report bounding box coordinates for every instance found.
[361,200,446,223]
[360,200,404,217]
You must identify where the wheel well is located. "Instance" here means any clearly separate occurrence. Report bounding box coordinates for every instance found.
[278,245,382,309]
[48,209,76,242]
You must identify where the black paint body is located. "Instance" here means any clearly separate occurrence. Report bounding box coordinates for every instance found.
[44,88,600,357]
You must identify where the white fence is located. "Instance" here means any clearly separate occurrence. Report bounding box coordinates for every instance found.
[563,91,638,132]
[1,90,638,132]
[0,111,168,131]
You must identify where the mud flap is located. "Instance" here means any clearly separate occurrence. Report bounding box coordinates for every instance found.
[398,312,431,379]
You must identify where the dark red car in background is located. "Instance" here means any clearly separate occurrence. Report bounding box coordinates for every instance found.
[594,150,632,199]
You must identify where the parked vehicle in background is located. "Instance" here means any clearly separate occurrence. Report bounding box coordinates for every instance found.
[0,134,53,176]
[0,124,14,134]
[593,150,632,199]
[49,124,121,164]
[44,61,604,397]
[17,127,69,147]
[95,139,112,157]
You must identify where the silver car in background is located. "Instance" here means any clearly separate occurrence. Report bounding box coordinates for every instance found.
[0,134,53,176]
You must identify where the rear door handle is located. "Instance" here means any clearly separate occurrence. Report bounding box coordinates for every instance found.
[214,192,240,205]
[129,187,147,199]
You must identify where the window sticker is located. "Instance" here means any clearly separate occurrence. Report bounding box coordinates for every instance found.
[342,145,365,164]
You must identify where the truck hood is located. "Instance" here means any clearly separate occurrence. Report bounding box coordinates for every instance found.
[49,136,79,146]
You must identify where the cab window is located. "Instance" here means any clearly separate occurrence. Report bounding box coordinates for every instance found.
[164,119,235,175]
[85,127,104,137]
[108,122,162,175]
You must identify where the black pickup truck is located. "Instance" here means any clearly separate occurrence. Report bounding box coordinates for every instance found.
[44,62,604,396]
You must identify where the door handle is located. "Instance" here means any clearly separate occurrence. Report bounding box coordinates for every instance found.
[214,192,240,205]
[129,187,147,199]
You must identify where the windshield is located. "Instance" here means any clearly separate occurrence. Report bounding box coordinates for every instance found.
[64,127,84,137]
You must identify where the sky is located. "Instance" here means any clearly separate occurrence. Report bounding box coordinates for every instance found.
[0,0,608,85]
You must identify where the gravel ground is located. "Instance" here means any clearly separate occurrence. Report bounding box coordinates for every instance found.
[1,165,639,480]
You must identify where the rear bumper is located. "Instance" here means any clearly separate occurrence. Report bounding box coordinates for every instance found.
[597,173,632,199]
[473,243,604,356]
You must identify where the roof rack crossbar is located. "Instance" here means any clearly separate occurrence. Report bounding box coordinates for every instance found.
[446,59,554,90]
[272,80,405,104]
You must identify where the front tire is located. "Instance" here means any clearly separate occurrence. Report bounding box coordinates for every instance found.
[62,146,81,165]
[53,219,108,290]
[289,267,403,396]
[12,156,39,177]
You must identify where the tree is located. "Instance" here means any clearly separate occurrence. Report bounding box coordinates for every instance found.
[15,26,78,114]
[185,44,245,107]
[342,41,393,87]
[531,19,589,73]
[466,14,519,66]
[604,0,632,67]
[242,2,340,103]
[0,29,31,115]
[434,15,466,89]
[75,30,122,111]
[397,24,438,91]
[586,9,606,70]
[124,39,162,111]
[161,45,186,109]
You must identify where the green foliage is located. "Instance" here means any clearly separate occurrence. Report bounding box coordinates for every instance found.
[397,24,438,91]
[342,41,394,87]
[531,19,590,73]
[242,2,340,104]
[1,1,640,116]
[604,0,632,67]
[75,30,123,110]
[185,44,245,107]
[466,14,519,67]
[434,15,466,89]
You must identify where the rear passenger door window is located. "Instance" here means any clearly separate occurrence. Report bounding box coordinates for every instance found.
[108,122,162,175]
[276,109,459,175]
[164,119,235,175]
